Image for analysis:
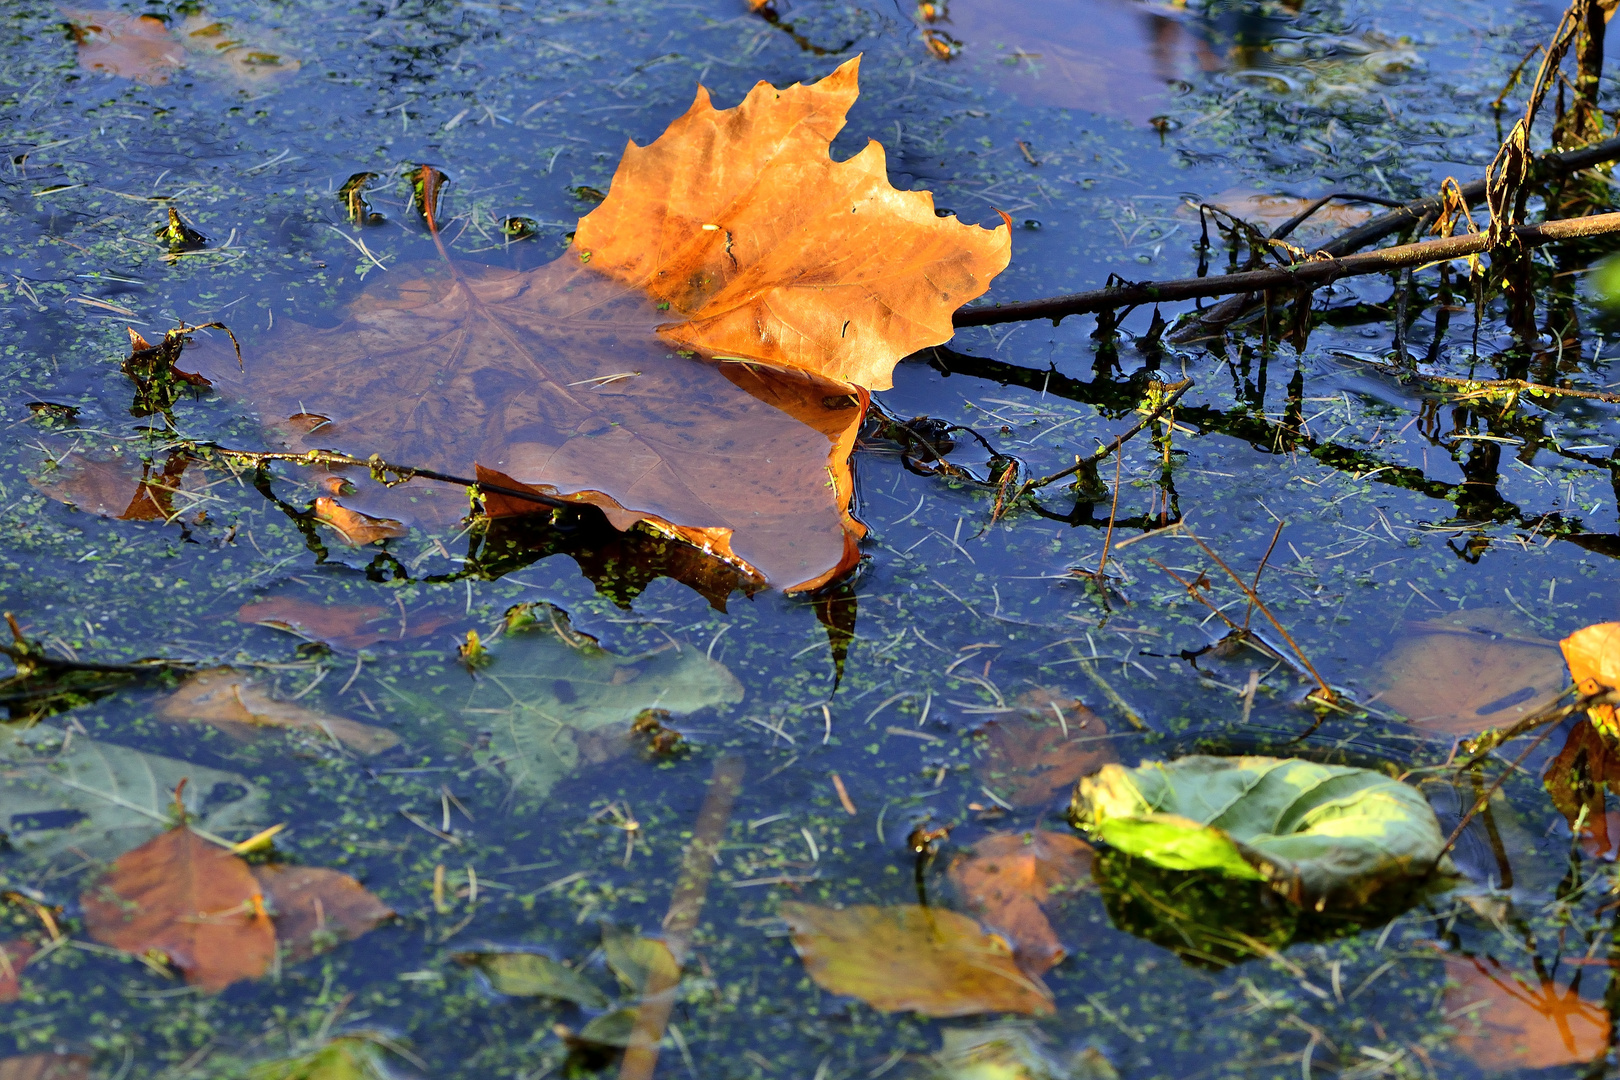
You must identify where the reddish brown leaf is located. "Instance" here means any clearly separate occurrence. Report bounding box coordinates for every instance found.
[252,865,393,963]
[191,62,1004,591]
[156,668,401,755]
[1544,719,1620,859]
[978,689,1112,807]
[32,452,189,522]
[0,941,37,1003]
[62,9,182,85]
[311,496,408,546]
[1375,610,1567,734]
[236,595,449,650]
[1562,622,1620,733]
[1445,955,1608,1070]
[81,826,275,992]
[948,830,1093,976]
[0,1055,91,1080]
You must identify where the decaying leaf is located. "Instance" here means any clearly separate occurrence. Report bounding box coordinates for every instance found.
[602,924,680,996]
[0,724,265,862]
[156,668,401,755]
[195,61,1006,590]
[0,1055,91,1080]
[81,825,276,992]
[176,14,301,84]
[1186,189,1375,243]
[311,496,408,546]
[1562,622,1620,733]
[1544,719,1620,859]
[458,610,742,801]
[252,865,393,962]
[779,902,1054,1017]
[245,1036,398,1080]
[237,595,452,650]
[31,451,190,522]
[0,942,36,1003]
[1445,955,1608,1070]
[453,949,611,1008]
[1374,610,1566,734]
[948,830,1092,977]
[978,689,1111,807]
[1071,756,1452,907]
[62,9,182,84]
[932,1023,1118,1080]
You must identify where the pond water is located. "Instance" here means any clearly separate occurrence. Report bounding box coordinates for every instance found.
[2,0,1619,1076]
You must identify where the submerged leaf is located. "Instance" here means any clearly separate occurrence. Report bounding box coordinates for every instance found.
[779,902,1054,1017]
[1544,719,1620,859]
[602,925,680,996]
[978,690,1111,807]
[453,950,610,1008]
[0,942,36,1003]
[157,668,401,755]
[62,9,182,85]
[460,614,741,800]
[1445,955,1608,1070]
[236,595,451,650]
[948,830,1092,976]
[1071,756,1450,907]
[31,451,190,521]
[1375,610,1566,734]
[253,865,393,962]
[0,724,265,861]
[81,826,276,991]
[0,1055,91,1080]
[933,1023,1118,1080]
[1562,622,1620,733]
[246,1037,397,1080]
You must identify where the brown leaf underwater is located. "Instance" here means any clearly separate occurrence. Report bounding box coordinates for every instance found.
[977,689,1112,807]
[32,451,191,522]
[251,864,393,963]
[192,60,1007,591]
[157,668,401,755]
[63,9,300,88]
[0,1055,91,1080]
[1445,955,1609,1071]
[948,830,1093,977]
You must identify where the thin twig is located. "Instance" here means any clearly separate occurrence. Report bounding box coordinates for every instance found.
[1335,355,1620,403]
[1018,379,1194,496]
[1243,520,1286,633]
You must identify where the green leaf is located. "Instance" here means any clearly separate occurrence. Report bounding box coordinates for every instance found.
[933,1022,1119,1080]
[461,613,742,801]
[574,1007,642,1049]
[601,925,679,997]
[0,724,266,862]
[1070,755,1451,907]
[453,950,610,1008]
[246,1036,396,1080]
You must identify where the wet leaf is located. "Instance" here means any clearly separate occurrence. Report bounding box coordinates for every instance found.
[310,496,408,546]
[1070,756,1451,907]
[0,942,36,1003]
[948,830,1093,977]
[198,61,1006,590]
[62,9,182,85]
[779,902,1055,1017]
[246,1037,397,1080]
[1562,622,1620,733]
[81,825,276,991]
[978,690,1111,807]
[176,14,301,86]
[459,611,742,801]
[1189,189,1374,243]
[1374,610,1567,734]
[602,925,679,996]
[1444,955,1608,1070]
[252,865,393,962]
[237,596,450,650]
[0,724,265,862]
[31,451,190,521]
[0,1055,91,1080]
[157,668,401,755]
[453,950,611,1008]
[569,1006,642,1050]
[1543,719,1620,859]
[933,1022,1118,1080]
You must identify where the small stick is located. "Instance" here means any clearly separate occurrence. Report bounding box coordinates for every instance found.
[1018,379,1194,496]
[830,773,857,816]
[1243,520,1287,632]
[1097,450,1123,581]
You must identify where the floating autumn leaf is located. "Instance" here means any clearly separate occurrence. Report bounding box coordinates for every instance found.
[237,595,452,650]
[62,9,182,84]
[1544,719,1620,859]
[81,825,276,992]
[1374,610,1566,734]
[157,668,401,755]
[0,942,36,1003]
[194,60,1007,590]
[948,830,1092,977]
[779,902,1054,1017]
[1445,955,1608,1070]
[0,1055,90,1080]
[978,689,1111,807]
[251,865,393,963]
[310,496,408,546]
[31,451,191,522]
[1562,622,1620,733]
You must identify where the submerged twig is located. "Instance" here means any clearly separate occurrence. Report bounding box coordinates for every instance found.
[1017,378,1193,497]
[1334,355,1620,404]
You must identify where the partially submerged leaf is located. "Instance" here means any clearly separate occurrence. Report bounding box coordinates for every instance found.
[933,1023,1118,1080]
[948,830,1092,976]
[311,496,408,546]
[246,1037,397,1080]
[0,941,36,1003]
[0,724,265,862]
[1186,189,1375,243]
[779,902,1054,1017]
[1444,955,1608,1070]
[1375,610,1566,734]
[453,950,611,1008]
[253,865,393,962]
[0,1055,91,1080]
[157,668,401,755]
[81,826,276,991]
[236,595,451,650]
[62,9,182,85]
[460,613,742,800]
[978,689,1111,807]
[1071,756,1451,907]
[1544,719,1620,859]
[602,925,679,996]
[1562,622,1620,733]
[31,451,190,521]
